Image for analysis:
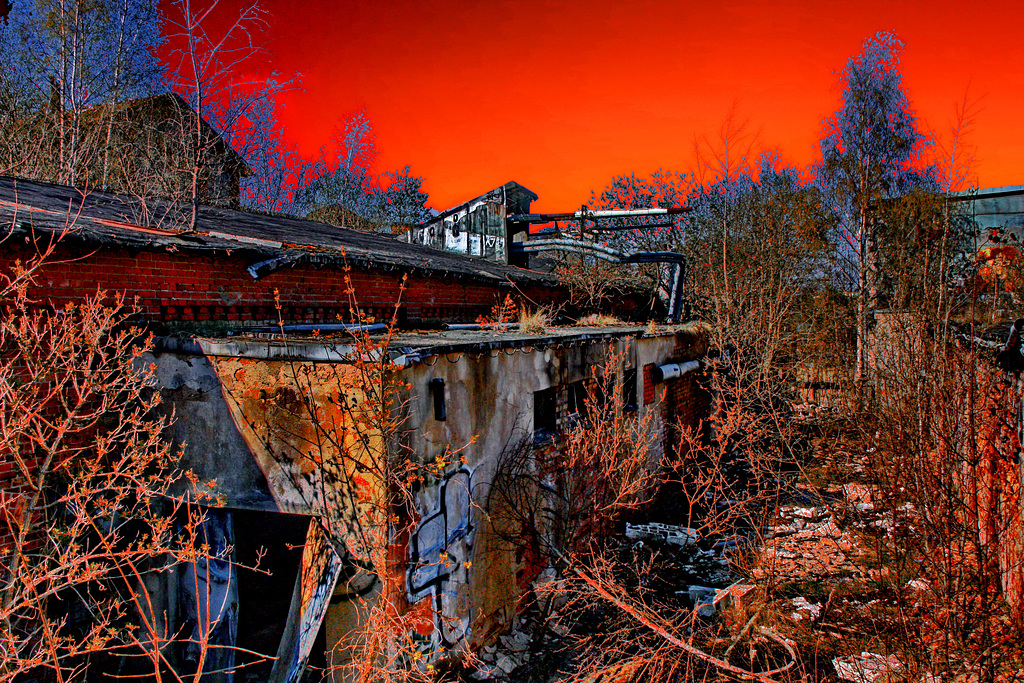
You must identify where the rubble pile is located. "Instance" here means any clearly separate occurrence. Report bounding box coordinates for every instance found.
[473,626,534,680]
[831,651,905,683]
[469,524,741,681]
[753,500,862,581]
[469,485,947,681]
[625,521,698,547]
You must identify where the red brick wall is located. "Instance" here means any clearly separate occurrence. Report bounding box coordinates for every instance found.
[16,244,561,325]
[662,372,709,458]
[661,332,711,457]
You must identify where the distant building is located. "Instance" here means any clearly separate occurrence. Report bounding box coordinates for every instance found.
[402,182,538,265]
[952,184,1024,248]
[952,185,1024,295]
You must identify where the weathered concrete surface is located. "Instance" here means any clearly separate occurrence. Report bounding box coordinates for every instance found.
[398,330,694,649]
[151,352,277,511]
[152,325,711,663]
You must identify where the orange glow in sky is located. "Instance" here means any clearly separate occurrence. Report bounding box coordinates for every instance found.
[234,0,1022,211]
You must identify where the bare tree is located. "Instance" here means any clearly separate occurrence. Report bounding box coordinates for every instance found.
[162,0,267,226]
[0,220,242,681]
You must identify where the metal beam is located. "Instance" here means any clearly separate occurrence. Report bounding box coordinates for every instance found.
[513,238,688,323]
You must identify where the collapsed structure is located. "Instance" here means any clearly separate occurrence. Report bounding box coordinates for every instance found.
[0,176,712,681]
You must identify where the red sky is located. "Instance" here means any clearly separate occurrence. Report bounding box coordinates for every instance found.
[222,0,1022,212]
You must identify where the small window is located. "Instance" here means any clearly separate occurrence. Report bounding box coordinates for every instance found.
[533,387,557,445]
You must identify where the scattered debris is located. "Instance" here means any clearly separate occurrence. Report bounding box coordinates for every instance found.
[790,596,821,621]
[755,502,861,580]
[625,522,698,546]
[905,578,929,593]
[832,651,905,683]
[472,629,534,680]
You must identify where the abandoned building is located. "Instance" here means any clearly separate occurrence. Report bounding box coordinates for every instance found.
[153,324,710,681]
[0,176,564,326]
[0,175,713,681]
[401,181,538,266]
[4,93,251,208]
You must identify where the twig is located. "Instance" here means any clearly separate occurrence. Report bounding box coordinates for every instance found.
[724,610,760,659]
[569,562,796,682]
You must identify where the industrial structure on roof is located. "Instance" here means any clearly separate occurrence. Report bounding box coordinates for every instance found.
[403,181,691,321]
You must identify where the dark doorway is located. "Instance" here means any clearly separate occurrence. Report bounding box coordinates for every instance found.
[232,509,310,682]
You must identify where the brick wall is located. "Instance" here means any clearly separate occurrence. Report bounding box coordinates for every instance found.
[661,332,711,457]
[0,241,560,554]
[15,244,562,326]
[663,371,708,453]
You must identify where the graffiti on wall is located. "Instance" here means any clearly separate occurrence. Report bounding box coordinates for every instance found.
[443,213,469,254]
[407,466,475,650]
[179,509,238,681]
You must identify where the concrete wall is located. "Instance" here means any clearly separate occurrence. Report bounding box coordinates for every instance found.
[151,326,711,665]
[397,332,697,652]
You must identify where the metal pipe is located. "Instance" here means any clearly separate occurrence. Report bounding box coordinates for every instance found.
[515,236,689,324]
[246,323,388,334]
[652,360,701,383]
[443,323,519,331]
[586,221,677,232]
[518,238,627,260]
[247,253,302,279]
[513,242,621,263]
[507,206,690,223]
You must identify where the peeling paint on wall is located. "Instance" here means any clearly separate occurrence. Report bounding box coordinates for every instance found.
[209,358,383,561]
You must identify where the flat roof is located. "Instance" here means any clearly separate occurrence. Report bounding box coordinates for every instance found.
[155,323,709,365]
[951,184,1024,200]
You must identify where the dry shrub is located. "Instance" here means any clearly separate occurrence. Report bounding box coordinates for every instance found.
[855,335,1024,681]
[0,249,228,681]
[477,294,518,329]
[518,307,550,334]
[577,313,622,327]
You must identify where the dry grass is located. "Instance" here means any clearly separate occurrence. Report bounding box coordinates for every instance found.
[577,313,623,327]
[518,307,550,334]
